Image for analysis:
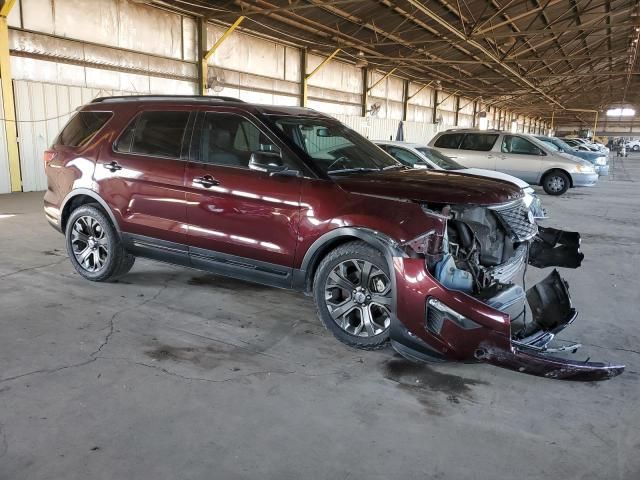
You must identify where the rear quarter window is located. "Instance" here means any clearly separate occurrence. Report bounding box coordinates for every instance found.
[460,133,498,151]
[433,133,464,149]
[55,111,112,147]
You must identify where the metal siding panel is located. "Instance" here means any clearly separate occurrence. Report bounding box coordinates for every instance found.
[0,87,10,194]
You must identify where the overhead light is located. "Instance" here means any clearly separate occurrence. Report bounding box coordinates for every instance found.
[606,108,635,116]
[355,51,368,69]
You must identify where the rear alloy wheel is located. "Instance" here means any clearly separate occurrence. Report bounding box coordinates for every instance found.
[633,145,639,151]
[542,170,570,196]
[65,204,135,282]
[313,241,392,350]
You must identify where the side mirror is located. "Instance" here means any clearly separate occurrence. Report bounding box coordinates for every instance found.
[249,151,299,177]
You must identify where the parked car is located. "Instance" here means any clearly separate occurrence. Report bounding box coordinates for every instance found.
[428,129,598,195]
[535,136,609,176]
[571,138,609,154]
[375,140,545,219]
[43,96,622,380]
[625,139,640,151]
[563,138,600,153]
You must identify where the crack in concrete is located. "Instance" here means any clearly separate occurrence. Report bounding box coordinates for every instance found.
[90,274,176,357]
[0,358,97,384]
[0,257,68,280]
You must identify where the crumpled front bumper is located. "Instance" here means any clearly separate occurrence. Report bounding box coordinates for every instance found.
[390,231,624,381]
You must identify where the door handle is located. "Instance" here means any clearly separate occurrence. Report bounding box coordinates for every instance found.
[193,175,219,188]
[103,161,122,172]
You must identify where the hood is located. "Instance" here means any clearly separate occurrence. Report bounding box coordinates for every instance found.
[564,149,601,161]
[456,167,529,189]
[334,169,523,206]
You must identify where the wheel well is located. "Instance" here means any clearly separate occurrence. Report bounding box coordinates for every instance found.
[60,195,105,232]
[304,235,387,292]
[541,168,573,188]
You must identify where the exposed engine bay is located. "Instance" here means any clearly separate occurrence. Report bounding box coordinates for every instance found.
[422,199,584,341]
[393,198,624,380]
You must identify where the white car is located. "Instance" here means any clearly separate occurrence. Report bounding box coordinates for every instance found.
[625,139,640,152]
[428,129,598,195]
[375,140,546,218]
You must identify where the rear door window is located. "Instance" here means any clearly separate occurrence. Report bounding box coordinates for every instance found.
[115,111,190,158]
[433,133,464,149]
[56,111,112,147]
[460,133,498,151]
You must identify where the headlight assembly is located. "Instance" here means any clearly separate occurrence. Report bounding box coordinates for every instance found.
[576,164,595,173]
[595,157,607,166]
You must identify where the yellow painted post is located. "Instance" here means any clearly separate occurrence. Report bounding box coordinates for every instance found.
[303,48,340,107]
[200,16,244,95]
[593,111,598,138]
[0,0,20,191]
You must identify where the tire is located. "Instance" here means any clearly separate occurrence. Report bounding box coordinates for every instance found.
[633,145,639,152]
[542,170,570,196]
[65,204,135,282]
[313,241,392,350]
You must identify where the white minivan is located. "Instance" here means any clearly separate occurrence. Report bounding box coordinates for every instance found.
[428,129,598,195]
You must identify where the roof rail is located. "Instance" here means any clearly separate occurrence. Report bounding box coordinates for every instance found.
[91,95,245,104]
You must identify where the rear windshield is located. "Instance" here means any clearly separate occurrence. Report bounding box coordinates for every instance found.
[55,111,112,147]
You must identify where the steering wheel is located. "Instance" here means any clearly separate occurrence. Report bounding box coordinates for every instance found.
[326,155,350,172]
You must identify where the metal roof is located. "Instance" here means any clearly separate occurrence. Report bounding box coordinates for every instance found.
[153,0,640,125]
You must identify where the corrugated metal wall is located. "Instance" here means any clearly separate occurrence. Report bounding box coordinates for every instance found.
[331,114,439,144]
[0,0,538,193]
[0,88,10,194]
[14,81,131,192]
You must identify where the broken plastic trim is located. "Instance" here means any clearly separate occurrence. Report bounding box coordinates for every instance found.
[529,226,584,269]
[475,346,624,381]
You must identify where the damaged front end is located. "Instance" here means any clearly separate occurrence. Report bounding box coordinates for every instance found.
[390,198,624,381]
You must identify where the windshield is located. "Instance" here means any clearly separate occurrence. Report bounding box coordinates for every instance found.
[268,116,402,174]
[416,147,466,170]
[539,139,560,151]
[550,138,575,151]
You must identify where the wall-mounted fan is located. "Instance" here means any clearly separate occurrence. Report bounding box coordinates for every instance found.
[206,67,225,93]
[367,102,381,117]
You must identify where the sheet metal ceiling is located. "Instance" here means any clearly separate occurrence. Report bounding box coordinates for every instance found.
[154,0,640,123]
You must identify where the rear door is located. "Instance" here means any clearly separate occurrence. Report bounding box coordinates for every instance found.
[495,135,543,183]
[184,110,302,287]
[457,133,499,169]
[94,108,191,252]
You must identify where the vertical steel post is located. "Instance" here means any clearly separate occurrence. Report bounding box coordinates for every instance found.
[200,16,244,95]
[303,48,340,108]
[0,0,20,191]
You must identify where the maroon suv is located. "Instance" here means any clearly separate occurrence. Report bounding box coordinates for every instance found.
[43,96,623,380]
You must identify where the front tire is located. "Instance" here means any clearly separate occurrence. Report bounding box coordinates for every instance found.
[313,241,392,350]
[542,170,570,195]
[633,145,639,152]
[65,204,135,282]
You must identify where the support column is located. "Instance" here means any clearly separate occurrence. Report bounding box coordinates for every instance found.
[302,48,340,108]
[432,88,438,124]
[361,67,368,117]
[454,96,460,127]
[0,0,20,192]
[199,16,244,95]
[401,79,409,122]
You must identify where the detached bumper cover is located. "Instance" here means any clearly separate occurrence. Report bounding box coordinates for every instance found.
[476,347,624,381]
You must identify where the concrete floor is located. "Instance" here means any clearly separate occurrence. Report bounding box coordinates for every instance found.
[1,157,639,480]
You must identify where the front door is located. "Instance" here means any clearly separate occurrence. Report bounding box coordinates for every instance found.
[94,108,191,249]
[184,111,302,287]
[496,135,543,183]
